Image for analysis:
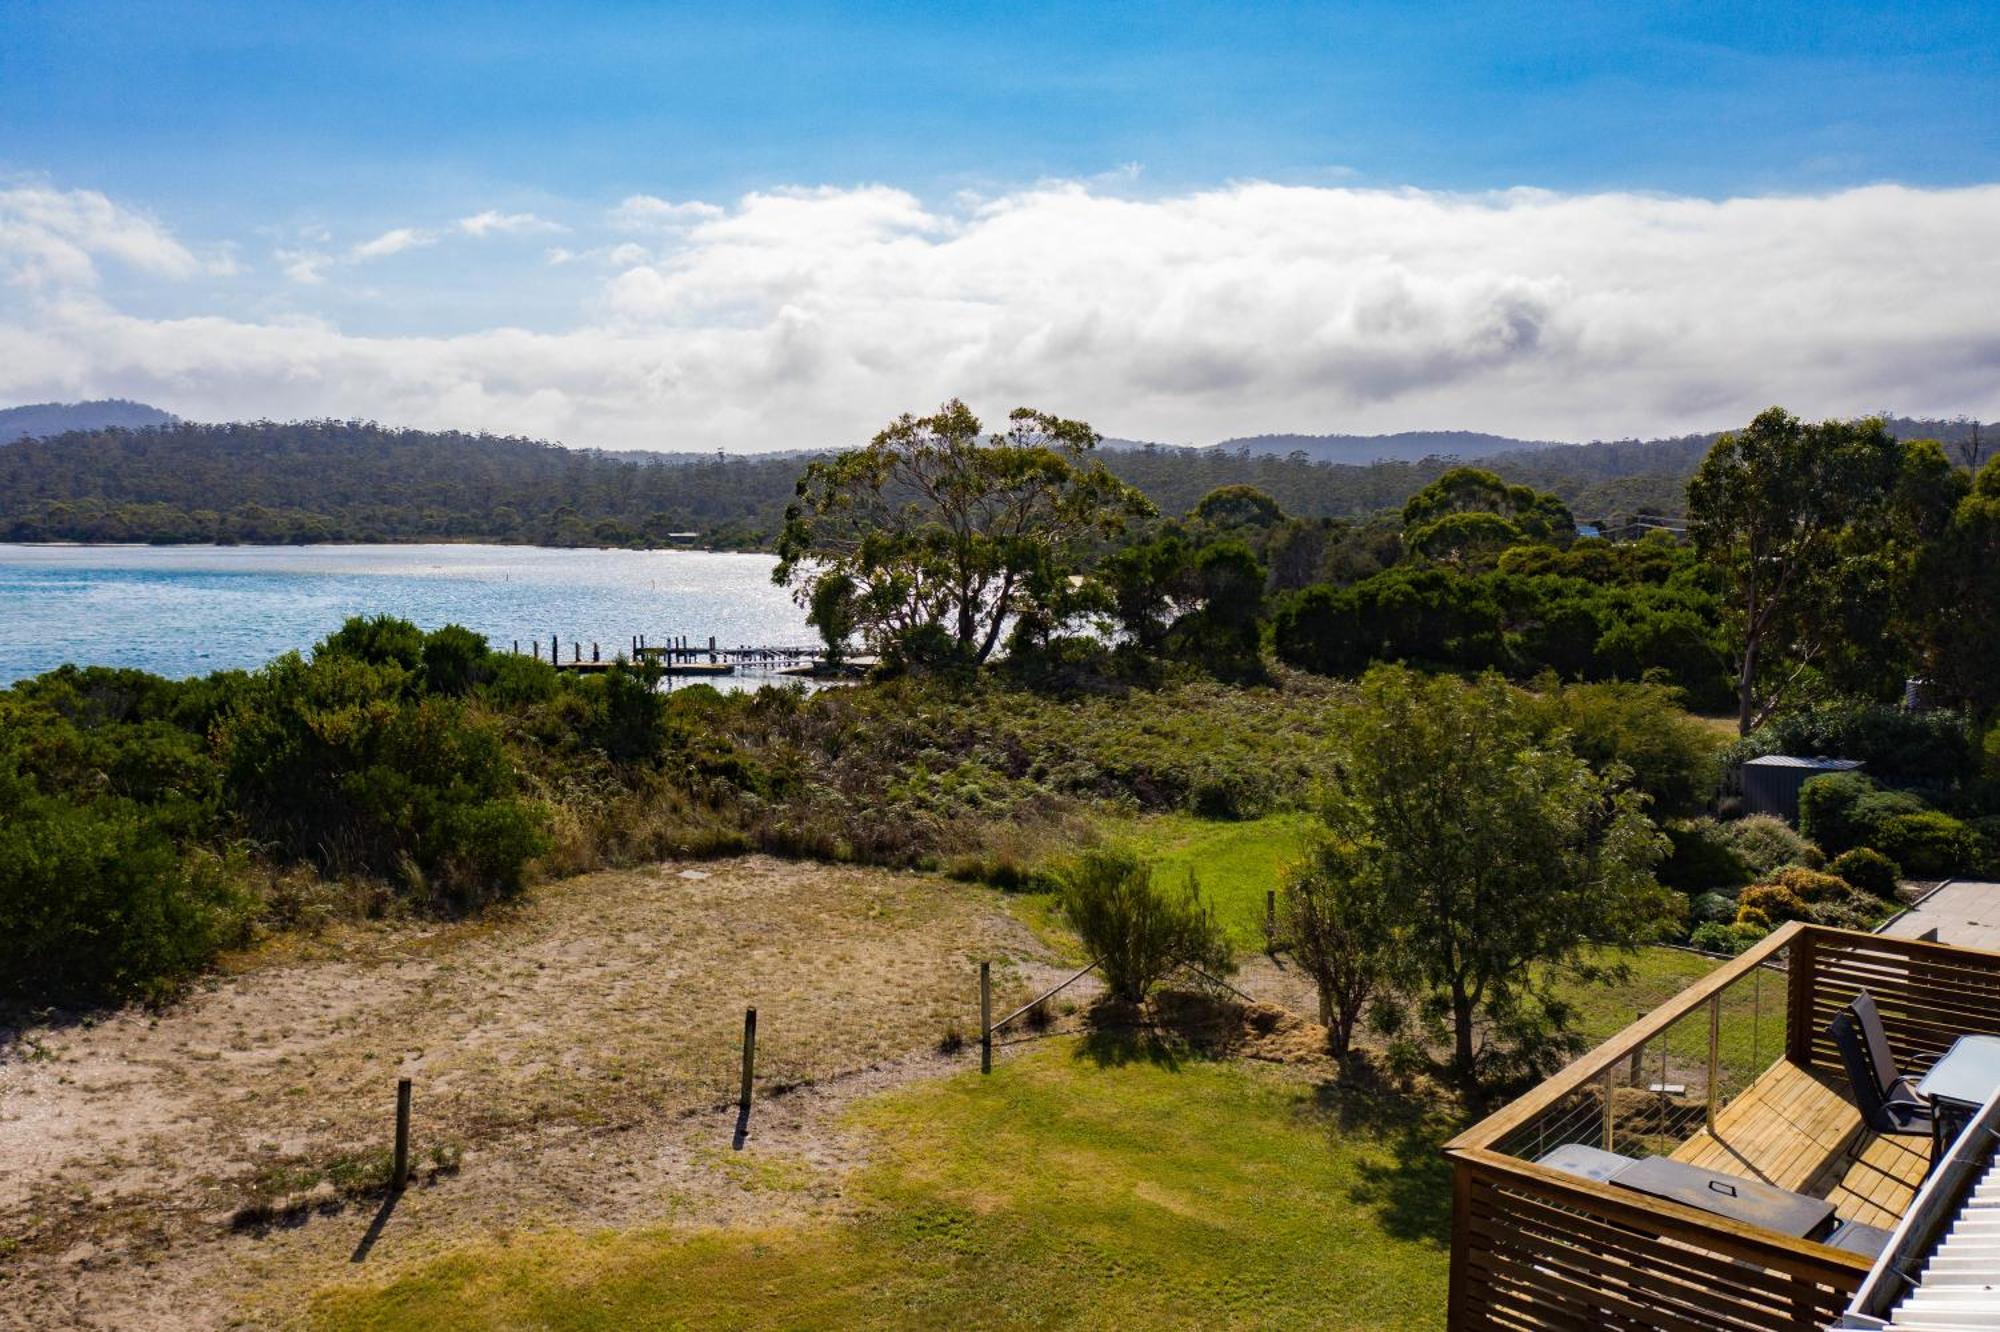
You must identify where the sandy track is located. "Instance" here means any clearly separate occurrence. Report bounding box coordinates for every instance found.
[0,856,1063,1330]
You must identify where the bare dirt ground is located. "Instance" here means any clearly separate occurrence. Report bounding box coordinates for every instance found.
[0,856,1081,1331]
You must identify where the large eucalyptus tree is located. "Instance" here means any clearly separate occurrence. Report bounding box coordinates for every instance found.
[774,400,1152,667]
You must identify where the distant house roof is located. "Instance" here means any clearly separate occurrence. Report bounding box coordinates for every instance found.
[1742,755,1866,771]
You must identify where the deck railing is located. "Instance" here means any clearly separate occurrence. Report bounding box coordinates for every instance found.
[1444,923,2000,1331]
[1481,928,1795,1170]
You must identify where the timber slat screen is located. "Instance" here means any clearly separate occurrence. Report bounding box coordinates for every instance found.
[1458,1153,1854,1331]
[1795,930,2000,1078]
[1443,924,2000,1331]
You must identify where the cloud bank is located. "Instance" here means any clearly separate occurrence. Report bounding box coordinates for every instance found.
[3,178,1998,450]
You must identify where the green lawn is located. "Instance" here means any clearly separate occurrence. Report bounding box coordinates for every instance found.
[311,1038,1452,1330]
[1556,944,1784,1097]
[1092,812,1319,950]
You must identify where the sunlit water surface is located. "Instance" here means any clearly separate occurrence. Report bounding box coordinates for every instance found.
[0,545,811,686]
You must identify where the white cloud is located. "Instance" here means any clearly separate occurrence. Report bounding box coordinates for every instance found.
[7,178,2000,450]
[458,209,565,237]
[609,194,725,230]
[274,248,332,286]
[350,226,436,260]
[0,186,203,287]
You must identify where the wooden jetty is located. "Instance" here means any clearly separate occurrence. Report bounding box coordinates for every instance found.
[550,658,735,676]
[514,633,852,680]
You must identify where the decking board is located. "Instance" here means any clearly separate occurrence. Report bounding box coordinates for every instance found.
[1669,1058,1927,1231]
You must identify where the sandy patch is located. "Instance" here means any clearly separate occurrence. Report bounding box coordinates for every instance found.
[0,856,1065,1331]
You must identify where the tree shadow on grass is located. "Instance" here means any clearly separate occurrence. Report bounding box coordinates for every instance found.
[1074,1024,1186,1071]
[1074,987,1330,1071]
[1309,1055,1462,1246]
[1070,993,1255,1070]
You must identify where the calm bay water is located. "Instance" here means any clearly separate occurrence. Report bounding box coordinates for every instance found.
[0,544,812,685]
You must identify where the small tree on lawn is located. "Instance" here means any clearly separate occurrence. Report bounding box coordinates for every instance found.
[1327,666,1676,1101]
[1278,836,1392,1058]
[1059,848,1232,1004]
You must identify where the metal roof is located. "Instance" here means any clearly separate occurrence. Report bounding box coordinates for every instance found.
[1838,1087,2000,1330]
[1741,754,1867,771]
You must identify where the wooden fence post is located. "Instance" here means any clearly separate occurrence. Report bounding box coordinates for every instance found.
[393,1077,412,1191]
[1786,929,1817,1069]
[1265,890,1276,947]
[739,1008,758,1115]
[1706,992,1722,1130]
[1601,1064,1616,1152]
[980,962,992,1074]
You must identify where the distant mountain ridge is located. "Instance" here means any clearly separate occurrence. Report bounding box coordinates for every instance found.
[1108,416,1993,469]
[1210,429,1562,465]
[1098,430,1558,464]
[0,399,177,442]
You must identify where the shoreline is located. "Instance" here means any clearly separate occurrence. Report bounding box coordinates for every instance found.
[0,537,774,554]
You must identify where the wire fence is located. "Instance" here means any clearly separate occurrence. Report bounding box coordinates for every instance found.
[1495,946,1791,1164]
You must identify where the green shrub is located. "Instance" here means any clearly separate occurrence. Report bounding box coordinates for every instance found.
[1972,816,2000,878]
[0,784,252,1004]
[1188,769,1266,820]
[1658,819,1752,893]
[1527,679,1723,819]
[219,653,547,909]
[1736,867,1885,932]
[1687,922,1731,953]
[420,625,493,696]
[572,663,670,764]
[1759,866,1849,903]
[1798,771,1870,855]
[1829,847,1901,897]
[1737,882,1809,925]
[1731,701,1977,786]
[1689,892,1738,924]
[1689,921,1764,955]
[1059,847,1232,1003]
[1875,810,1979,878]
[1719,815,1818,879]
[1800,771,1975,875]
[481,651,561,706]
[316,614,427,671]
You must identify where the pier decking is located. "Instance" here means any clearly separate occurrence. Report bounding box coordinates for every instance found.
[515,632,860,680]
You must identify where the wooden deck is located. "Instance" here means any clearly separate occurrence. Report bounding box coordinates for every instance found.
[1443,926,2000,1329]
[1670,1058,1928,1230]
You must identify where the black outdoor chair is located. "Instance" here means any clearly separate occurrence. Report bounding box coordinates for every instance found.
[1828,991,1933,1136]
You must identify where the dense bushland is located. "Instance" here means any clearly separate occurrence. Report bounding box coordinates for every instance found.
[0,619,1367,1003]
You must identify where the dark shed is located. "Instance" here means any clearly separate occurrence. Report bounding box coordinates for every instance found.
[1741,755,1865,826]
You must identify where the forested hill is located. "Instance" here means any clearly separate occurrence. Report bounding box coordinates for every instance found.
[1097,438,1696,522]
[1,415,1986,548]
[0,399,175,442]
[1101,416,1993,521]
[0,420,805,548]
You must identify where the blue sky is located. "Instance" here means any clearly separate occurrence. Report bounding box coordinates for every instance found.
[9,1,1997,214]
[3,1,1999,449]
